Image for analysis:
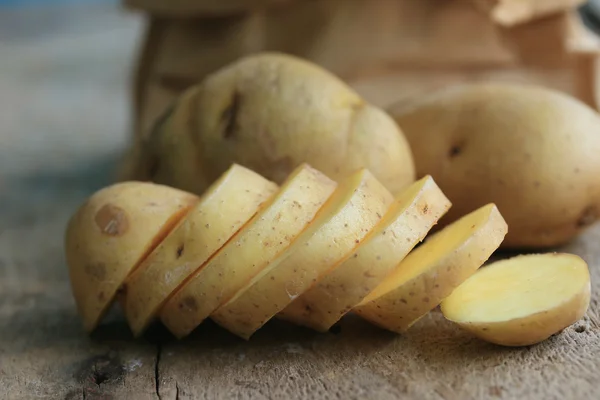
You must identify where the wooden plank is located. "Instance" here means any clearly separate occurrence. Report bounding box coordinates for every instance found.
[154,227,600,400]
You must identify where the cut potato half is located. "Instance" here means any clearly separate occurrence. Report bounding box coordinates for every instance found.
[160,164,337,338]
[354,204,507,333]
[211,169,394,339]
[65,182,199,332]
[280,175,452,332]
[121,164,278,336]
[441,253,591,347]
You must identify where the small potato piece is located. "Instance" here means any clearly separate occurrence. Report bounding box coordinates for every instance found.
[441,253,591,347]
[121,164,278,336]
[281,176,451,332]
[65,182,198,332]
[160,164,337,338]
[354,204,507,333]
[390,83,600,248]
[211,169,394,339]
[135,52,415,195]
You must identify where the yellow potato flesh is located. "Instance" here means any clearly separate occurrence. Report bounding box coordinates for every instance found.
[121,164,278,336]
[211,169,394,339]
[280,176,451,332]
[65,182,199,332]
[441,253,591,346]
[354,204,507,333]
[160,164,337,338]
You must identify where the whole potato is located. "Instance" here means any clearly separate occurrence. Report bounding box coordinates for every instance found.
[129,52,415,195]
[390,83,600,248]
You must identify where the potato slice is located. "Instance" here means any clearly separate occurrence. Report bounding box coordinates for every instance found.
[160,164,337,338]
[121,164,278,336]
[280,176,452,332]
[441,253,591,347]
[65,182,198,332]
[354,204,507,333]
[211,169,394,339]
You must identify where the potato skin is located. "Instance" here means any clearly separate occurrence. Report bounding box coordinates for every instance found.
[390,83,600,248]
[136,52,415,195]
[65,182,198,332]
[449,283,591,347]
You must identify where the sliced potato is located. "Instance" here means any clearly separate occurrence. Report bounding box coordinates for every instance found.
[160,164,337,338]
[441,253,591,347]
[354,204,507,333]
[211,169,394,339]
[65,182,198,332]
[121,164,278,336]
[280,176,452,332]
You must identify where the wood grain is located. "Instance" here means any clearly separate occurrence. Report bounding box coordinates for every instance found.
[1,4,599,400]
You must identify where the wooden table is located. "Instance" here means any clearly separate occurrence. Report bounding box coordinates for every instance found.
[1,4,599,399]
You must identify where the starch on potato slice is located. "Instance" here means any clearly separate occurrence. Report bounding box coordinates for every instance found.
[211,169,394,339]
[354,203,507,333]
[160,164,337,338]
[65,182,199,332]
[441,253,591,346]
[121,164,278,336]
[279,175,451,332]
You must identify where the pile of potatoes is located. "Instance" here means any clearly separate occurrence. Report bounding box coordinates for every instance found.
[67,163,590,346]
[68,52,598,346]
[124,52,600,249]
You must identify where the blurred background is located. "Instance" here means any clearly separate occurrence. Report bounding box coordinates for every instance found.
[0,0,142,228]
[2,0,600,222]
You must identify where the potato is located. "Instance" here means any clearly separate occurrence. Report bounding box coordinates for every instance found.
[120,164,278,336]
[160,164,337,338]
[280,175,452,332]
[211,169,394,339]
[390,83,600,248]
[441,253,591,346]
[132,52,415,195]
[354,204,507,333]
[65,182,198,332]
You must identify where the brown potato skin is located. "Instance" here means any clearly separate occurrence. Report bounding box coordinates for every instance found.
[449,282,591,347]
[390,83,600,248]
[134,52,415,196]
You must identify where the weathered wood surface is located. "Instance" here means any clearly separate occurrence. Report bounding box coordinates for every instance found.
[1,4,599,400]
